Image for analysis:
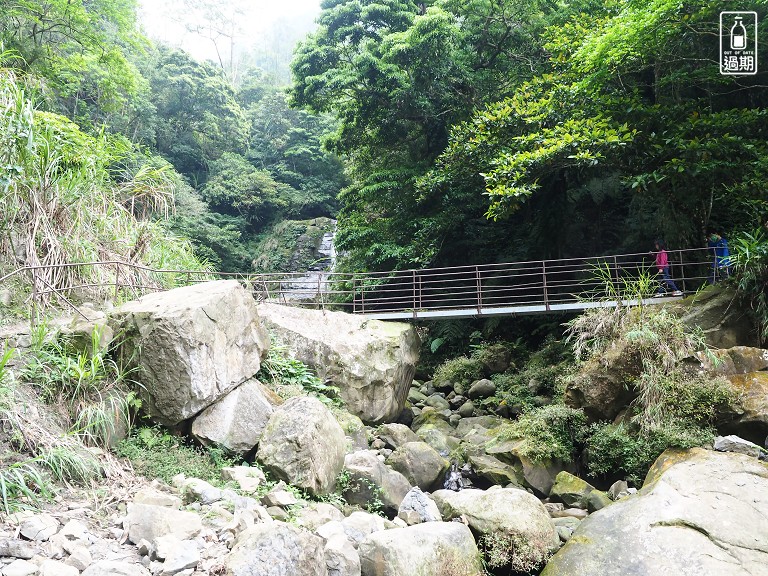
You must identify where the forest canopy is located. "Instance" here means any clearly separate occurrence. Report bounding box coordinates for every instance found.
[0,0,766,278]
[292,0,768,270]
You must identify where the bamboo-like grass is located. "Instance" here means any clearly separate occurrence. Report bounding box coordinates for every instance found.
[0,59,212,310]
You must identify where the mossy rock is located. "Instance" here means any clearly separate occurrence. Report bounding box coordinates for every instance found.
[550,471,596,508]
[252,217,335,273]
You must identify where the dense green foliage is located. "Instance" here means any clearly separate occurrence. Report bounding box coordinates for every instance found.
[292,0,768,271]
[0,64,206,304]
[730,228,768,342]
[0,0,344,279]
[258,344,342,406]
[567,303,735,483]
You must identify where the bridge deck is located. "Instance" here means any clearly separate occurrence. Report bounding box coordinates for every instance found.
[359,296,684,320]
[0,247,714,320]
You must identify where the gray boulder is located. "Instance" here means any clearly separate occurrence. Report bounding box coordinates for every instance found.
[565,339,641,421]
[191,378,278,453]
[338,512,387,548]
[81,562,151,576]
[713,435,765,458]
[432,488,558,571]
[386,442,449,491]
[225,522,326,576]
[257,303,420,424]
[111,280,269,425]
[125,503,202,544]
[342,451,411,516]
[697,346,768,375]
[257,396,346,496]
[375,423,420,450]
[324,532,362,576]
[468,379,496,399]
[723,371,768,443]
[542,448,768,576]
[549,471,596,508]
[675,286,759,348]
[19,514,59,541]
[294,503,345,532]
[358,522,482,576]
[398,487,442,525]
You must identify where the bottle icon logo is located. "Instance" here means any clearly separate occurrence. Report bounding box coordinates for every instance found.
[731,17,746,50]
[720,11,758,75]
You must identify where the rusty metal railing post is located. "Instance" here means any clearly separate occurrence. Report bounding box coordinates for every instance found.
[678,250,686,293]
[612,255,620,297]
[542,261,550,311]
[352,276,357,314]
[114,262,120,300]
[475,266,482,314]
[361,276,366,314]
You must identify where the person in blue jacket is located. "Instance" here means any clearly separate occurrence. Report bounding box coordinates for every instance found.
[707,231,731,283]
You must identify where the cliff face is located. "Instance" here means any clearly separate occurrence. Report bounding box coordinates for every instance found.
[252,218,336,274]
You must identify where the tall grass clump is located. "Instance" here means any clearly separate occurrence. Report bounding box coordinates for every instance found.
[566,289,735,484]
[730,228,768,343]
[21,322,136,449]
[0,60,211,309]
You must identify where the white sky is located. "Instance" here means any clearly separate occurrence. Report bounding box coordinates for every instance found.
[138,0,322,62]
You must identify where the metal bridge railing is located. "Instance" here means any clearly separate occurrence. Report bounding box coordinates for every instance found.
[0,248,720,319]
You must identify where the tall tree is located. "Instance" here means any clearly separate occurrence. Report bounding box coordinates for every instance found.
[290,0,563,270]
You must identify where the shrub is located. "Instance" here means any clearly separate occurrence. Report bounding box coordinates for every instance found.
[0,461,54,514]
[432,356,484,387]
[730,228,768,343]
[479,530,553,572]
[495,404,588,463]
[257,344,341,406]
[585,421,714,485]
[116,426,237,485]
[585,365,733,484]
[20,323,135,448]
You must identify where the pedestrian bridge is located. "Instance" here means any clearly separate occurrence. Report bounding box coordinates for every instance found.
[0,248,716,321]
[252,248,714,320]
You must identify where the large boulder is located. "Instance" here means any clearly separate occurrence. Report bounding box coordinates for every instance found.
[541,448,768,576]
[342,451,411,516]
[191,378,279,453]
[721,371,768,446]
[385,442,449,491]
[674,285,759,348]
[257,396,346,496]
[432,488,558,571]
[485,436,573,496]
[358,522,482,576]
[257,303,420,424]
[564,339,641,421]
[696,346,768,376]
[225,522,326,576]
[375,423,420,450]
[110,280,269,425]
[125,504,202,544]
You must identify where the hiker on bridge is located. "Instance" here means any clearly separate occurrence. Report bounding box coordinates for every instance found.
[706,231,732,283]
[653,240,683,296]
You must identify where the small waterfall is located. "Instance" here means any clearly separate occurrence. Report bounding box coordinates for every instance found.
[281,220,337,301]
[313,223,337,271]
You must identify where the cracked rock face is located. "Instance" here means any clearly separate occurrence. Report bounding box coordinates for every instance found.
[110,280,269,426]
[541,448,768,576]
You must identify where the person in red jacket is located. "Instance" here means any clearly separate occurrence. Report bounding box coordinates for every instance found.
[653,240,683,296]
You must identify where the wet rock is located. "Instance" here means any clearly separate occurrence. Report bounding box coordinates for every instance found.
[257,396,346,496]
